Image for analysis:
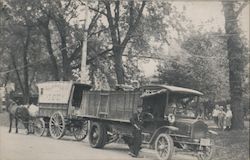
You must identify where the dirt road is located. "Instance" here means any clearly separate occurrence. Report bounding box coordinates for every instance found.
[0,126,197,160]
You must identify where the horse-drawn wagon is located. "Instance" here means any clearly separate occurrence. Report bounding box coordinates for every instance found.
[34,81,91,140]
[74,84,215,160]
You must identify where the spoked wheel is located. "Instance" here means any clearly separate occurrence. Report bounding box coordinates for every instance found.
[89,122,107,148]
[197,145,214,160]
[155,133,174,160]
[34,118,45,136]
[49,112,65,139]
[73,120,88,141]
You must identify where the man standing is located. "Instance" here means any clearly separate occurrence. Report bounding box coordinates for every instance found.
[127,105,143,157]
[212,105,220,127]
[224,104,233,131]
[217,106,226,130]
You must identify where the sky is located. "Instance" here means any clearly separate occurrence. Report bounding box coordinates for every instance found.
[141,1,250,77]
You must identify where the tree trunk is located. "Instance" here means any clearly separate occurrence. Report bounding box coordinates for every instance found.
[44,29,60,81]
[38,17,60,81]
[9,52,24,96]
[113,47,125,84]
[222,1,244,129]
[55,17,71,81]
[22,26,31,104]
[40,23,60,81]
[104,1,146,85]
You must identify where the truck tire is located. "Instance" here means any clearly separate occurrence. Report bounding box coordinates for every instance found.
[155,133,174,160]
[89,122,107,148]
[197,143,214,160]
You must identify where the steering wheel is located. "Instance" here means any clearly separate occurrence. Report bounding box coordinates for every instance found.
[140,112,154,120]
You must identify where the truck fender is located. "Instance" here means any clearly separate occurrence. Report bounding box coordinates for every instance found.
[148,126,179,144]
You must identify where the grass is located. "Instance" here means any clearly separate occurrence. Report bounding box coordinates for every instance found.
[211,129,249,160]
[0,111,249,160]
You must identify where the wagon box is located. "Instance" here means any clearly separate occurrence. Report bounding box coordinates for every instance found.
[79,91,142,122]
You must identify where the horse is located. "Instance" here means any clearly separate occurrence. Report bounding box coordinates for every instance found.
[6,99,30,134]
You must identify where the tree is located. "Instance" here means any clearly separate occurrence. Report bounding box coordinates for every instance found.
[1,0,54,103]
[1,0,32,103]
[37,15,60,81]
[222,1,249,129]
[77,0,185,86]
[158,31,230,101]
[2,0,188,90]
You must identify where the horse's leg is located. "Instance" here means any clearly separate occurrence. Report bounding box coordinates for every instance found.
[15,117,18,133]
[9,114,12,133]
[25,121,30,135]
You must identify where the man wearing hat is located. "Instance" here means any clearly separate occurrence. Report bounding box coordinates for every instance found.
[127,105,144,157]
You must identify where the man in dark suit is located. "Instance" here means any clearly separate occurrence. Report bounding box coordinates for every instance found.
[127,105,143,157]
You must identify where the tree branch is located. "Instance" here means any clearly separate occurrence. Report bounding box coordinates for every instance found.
[121,0,146,49]
[129,0,135,26]
[71,47,113,69]
[88,28,109,38]
[88,10,103,35]
[104,1,119,46]
[64,0,72,11]
[114,0,121,44]
[235,1,249,18]
[87,48,113,64]
[78,0,107,16]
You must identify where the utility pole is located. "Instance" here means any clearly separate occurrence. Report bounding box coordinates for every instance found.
[80,0,89,83]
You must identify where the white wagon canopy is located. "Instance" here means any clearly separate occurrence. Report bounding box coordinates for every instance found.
[37,81,74,104]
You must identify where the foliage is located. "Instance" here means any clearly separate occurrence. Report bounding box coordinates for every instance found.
[78,0,189,87]
[158,31,230,101]
[2,0,188,90]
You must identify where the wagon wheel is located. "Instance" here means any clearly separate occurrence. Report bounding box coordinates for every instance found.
[73,120,88,141]
[155,133,174,160]
[197,144,214,160]
[34,118,45,136]
[89,122,107,148]
[49,112,65,139]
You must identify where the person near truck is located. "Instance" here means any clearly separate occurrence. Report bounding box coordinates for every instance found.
[127,105,144,157]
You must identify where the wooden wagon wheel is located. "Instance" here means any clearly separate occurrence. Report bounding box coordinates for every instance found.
[155,133,174,160]
[34,118,45,136]
[49,112,65,139]
[73,120,88,141]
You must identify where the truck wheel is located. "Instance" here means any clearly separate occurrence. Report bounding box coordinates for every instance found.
[34,118,45,136]
[49,112,65,139]
[73,120,88,141]
[197,145,214,160]
[155,133,174,160]
[89,122,107,148]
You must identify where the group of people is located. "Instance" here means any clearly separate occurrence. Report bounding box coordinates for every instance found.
[212,104,233,131]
